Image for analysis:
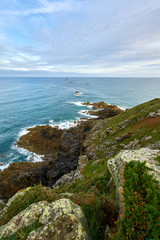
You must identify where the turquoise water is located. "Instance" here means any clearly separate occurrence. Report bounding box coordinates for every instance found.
[0,77,160,169]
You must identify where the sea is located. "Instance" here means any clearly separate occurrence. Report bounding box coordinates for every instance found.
[0,77,160,170]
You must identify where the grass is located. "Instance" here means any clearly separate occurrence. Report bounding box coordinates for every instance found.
[88,98,160,159]
[0,185,58,226]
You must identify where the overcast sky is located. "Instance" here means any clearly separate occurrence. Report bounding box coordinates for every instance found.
[0,0,160,77]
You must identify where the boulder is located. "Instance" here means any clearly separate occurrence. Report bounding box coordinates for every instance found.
[0,198,90,240]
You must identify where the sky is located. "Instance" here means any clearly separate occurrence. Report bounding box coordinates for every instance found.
[0,0,160,77]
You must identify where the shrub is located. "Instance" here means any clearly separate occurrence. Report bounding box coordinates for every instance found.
[115,161,160,240]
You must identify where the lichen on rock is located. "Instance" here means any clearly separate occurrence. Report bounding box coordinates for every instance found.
[0,198,90,240]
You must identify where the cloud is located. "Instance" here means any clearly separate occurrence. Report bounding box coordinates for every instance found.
[0,0,160,76]
[2,0,78,16]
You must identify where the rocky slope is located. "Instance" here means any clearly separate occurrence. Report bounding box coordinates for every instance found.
[0,98,160,240]
[0,102,122,200]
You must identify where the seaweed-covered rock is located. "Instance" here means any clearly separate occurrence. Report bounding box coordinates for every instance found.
[0,198,90,240]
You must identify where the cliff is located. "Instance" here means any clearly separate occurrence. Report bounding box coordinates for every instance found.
[0,98,160,240]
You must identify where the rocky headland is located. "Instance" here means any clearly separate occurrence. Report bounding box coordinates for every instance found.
[0,98,160,240]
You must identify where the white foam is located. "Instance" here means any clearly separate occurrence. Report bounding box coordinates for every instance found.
[50,119,80,129]
[0,163,10,171]
[12,144,44,163]
[117,106,127,110]
[49,120,54,123]
[69,102,93,108]
[69,101,84,107]
[18,128,30,138]
[78,110,98,118]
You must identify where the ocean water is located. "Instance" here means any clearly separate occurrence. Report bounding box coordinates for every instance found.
[0,77,160,169]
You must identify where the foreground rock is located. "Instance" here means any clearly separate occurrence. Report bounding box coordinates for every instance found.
[107,148,160,215]
[0,198,90,240]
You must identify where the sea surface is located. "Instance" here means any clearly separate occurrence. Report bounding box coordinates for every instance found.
[0,77,160,170]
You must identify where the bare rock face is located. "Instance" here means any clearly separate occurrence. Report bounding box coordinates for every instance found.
[0,162,48,200]
[0,198,90,240]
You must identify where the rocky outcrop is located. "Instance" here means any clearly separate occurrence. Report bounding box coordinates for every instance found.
[0,120,95,200]
[0,198,90,240]
[107,148,160,215]
[83,101,120,110]
[0,162,48,200]
[83,101,123,119]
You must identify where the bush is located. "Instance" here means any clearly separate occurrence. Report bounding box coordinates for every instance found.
[115,161,160,240]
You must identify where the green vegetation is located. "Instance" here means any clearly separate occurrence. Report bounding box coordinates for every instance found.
[1,98,160,240]
[0,163,118,240]
[154,155,160,162]
[115,161,160,240]
[1,221,41,240]
[0,185,58,226]
[89,98,160,159]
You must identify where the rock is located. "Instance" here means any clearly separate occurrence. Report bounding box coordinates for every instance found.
[27,214,90,240]
[53,169,84,189]
[123,139,140,150]
[150,141,160,149]
[114,132,132,144]
[148,112,156,118]
[17,125,64,156]
[143,136,152,141]
[75,91,80,94]
[118,119,136,129]
[88,108,123,119]
[156,109,160,116]
[0,162,48,200]
[0,198,90,240]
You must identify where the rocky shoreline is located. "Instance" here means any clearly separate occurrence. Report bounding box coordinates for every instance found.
[0,102,122,200]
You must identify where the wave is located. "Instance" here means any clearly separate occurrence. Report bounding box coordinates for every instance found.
[69,101,93,108]
[50,118,81,129]
[12,144,44,163]
[0,162,10,171]
[117,105,127,110]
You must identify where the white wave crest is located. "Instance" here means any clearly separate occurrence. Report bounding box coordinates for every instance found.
[50,119,81,129]
[69,102,93,108]
[0,163,10,171]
